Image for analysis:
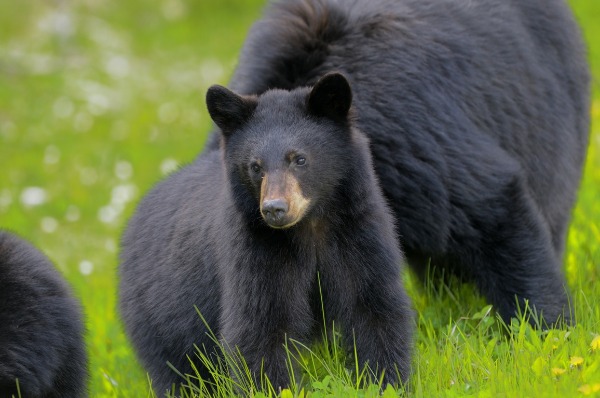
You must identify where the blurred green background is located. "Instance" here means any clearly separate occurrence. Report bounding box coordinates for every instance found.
[0,0,598,396]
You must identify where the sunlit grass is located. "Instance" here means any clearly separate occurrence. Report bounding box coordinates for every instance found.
[0,0,598,397]
[162,307,406,398]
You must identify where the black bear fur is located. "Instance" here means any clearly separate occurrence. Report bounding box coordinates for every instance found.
[0,231,88,397]
[119,73,414,393]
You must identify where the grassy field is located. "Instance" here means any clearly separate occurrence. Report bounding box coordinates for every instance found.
[0,0,598,397]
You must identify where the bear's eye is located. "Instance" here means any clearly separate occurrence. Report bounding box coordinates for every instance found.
[250,163,261,174]
[295,156,306,166]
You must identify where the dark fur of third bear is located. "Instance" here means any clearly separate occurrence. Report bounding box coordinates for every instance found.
[206,0,590,324]
[0,231,88,397]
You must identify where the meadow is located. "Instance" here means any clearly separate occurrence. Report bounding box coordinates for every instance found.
[0,0,598,396]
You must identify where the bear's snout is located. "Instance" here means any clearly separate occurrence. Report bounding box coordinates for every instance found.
[259,171,310,228]
[261,198,289,226]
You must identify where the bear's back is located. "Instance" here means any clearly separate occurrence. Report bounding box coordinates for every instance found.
[231,0,588,146]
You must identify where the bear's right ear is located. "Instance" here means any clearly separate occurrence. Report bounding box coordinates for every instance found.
[307,72,352,123]
[206,85,257,137]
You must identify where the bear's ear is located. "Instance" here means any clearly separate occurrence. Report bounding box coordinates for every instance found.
[206,85,257,136]
[307,72,352,123]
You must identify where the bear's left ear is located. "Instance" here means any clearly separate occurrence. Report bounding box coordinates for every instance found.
[206,85,257,137]
[307,72,352,123]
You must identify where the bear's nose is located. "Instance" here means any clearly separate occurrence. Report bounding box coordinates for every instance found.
[261,199,289,224]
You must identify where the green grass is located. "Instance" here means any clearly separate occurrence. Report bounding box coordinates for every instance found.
[0,0,598,397]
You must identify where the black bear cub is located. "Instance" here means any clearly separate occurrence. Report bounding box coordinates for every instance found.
[0,231,88,398]
[119,73,414,393]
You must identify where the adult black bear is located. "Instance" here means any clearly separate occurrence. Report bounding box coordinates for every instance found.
[119,74,414,393]
[0,231,88,397]
[204,0,589,324]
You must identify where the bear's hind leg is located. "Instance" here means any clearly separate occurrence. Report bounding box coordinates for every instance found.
[461,177,571,326]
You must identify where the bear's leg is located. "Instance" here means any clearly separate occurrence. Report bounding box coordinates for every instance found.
[350,286,413,386]
[319,265,413,387]
[460,177,571,326]
[219,266,315,391]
